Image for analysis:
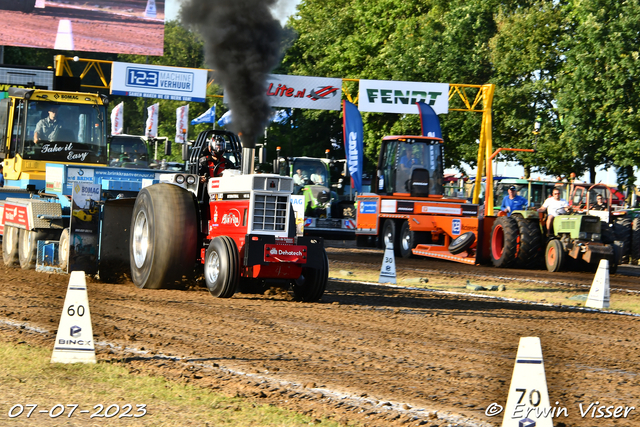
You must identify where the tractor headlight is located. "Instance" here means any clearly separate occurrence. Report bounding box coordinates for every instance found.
[592,233,600,241]
[578,232,587,239]
[186,175,196,185]
[175,174,186,184]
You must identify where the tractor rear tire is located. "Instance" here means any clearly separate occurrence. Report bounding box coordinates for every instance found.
[382,219,401,256]
[514,216,543,268]
[632,217,640,265]
[205,236,239,298]
[130,184,198,289]
[613,218,632,263]
[545,239,566,272]
[490,216,519,268]
[399,220,427,258]
[449,231,475,255]
[292,248,328,302]
[2,225,19,267]
[19,229,50,270]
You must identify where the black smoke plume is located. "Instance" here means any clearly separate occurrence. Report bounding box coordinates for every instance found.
[181,0,283,149]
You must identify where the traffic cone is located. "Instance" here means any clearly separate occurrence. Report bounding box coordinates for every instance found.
[585,258,610,309]
[502,337,553,427]
[144,0,157,18]
[51,271,96,364]
[379,242,397,284]
[54,19,74,51]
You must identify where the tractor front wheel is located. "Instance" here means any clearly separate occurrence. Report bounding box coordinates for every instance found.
[204,236,239,298]
[545,239,566,272]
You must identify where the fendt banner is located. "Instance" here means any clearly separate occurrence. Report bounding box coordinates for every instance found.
[358,80,449,115]
[111,62,208,103]
[224,74,343,111]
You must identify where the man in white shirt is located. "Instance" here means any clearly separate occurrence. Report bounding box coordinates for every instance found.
[537,188,570,236]
[293,168,305,187]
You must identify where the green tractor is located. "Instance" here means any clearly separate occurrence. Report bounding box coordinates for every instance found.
[489,181,617,273]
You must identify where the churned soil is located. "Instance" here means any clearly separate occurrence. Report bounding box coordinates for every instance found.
[0,1,164,55]
[0,242,639,427]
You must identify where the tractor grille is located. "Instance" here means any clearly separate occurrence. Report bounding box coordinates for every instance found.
[581,217,601,234]
[252,194,288,231]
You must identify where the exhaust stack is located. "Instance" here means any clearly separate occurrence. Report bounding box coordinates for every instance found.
[240,135,255,175]
[242,147,255,175]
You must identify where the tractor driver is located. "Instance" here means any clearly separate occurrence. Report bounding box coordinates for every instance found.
[34,104,63,144]
[500,185,528,217]
[537,188,571,236]
[198,135,234,182]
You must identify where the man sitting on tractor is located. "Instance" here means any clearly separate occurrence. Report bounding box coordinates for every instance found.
[198,135,234,181]
[537,188,571,236]
[590,194,607,211]
[500,185,528,217]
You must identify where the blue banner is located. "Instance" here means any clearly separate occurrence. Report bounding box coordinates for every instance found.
[417,101,442,139]
[217,110,232,127]
[342,100,363,193]
[191,105,216,125]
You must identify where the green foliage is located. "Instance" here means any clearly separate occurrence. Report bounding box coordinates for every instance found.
[109,20,210,162]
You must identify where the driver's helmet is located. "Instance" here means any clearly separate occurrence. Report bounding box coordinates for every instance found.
[209,135,226,155]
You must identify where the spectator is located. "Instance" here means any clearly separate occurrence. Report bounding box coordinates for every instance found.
[500,185,528,216]
[538,188,570,236]
[0,163,4,187]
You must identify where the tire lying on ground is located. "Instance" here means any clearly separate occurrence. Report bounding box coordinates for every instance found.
[130,184,198,290]
[490,216,519,268]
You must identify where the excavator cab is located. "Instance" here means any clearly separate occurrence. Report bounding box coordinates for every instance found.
[376,136,444,196]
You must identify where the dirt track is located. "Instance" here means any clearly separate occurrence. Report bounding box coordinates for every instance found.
[1,243,639,427]
[0,1,164,55]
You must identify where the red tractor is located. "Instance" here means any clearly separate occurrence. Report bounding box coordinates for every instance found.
[128,130,328,302]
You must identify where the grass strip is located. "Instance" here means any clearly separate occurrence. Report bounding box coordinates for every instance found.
[0,341,342,426]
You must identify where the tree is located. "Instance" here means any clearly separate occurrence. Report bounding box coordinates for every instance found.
[556,0,640,184]
[111,20,210,162]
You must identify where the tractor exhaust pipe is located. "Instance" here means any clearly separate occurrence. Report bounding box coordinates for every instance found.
[242,147,255,175]
[240,135,255,175]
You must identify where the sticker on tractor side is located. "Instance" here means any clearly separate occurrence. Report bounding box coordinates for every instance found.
[264,245,307,263]
[359,201,377,214]
[452,218,461,236]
